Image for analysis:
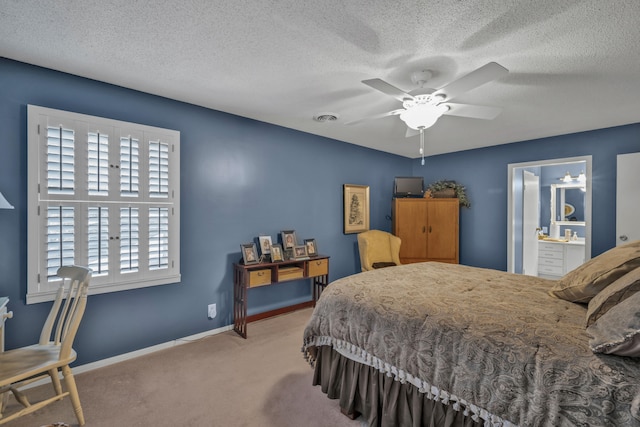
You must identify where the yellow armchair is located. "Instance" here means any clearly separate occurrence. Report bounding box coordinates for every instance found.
[357,230,402,272]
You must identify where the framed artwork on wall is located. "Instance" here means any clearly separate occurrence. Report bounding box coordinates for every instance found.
[343,184,370,234]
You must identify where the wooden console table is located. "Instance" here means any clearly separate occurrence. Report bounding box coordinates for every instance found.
[233,255,329,338]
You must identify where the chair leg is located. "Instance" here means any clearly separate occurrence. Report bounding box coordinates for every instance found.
[61,365,85,426]
[49,368,63,395]
[0,391,8,416]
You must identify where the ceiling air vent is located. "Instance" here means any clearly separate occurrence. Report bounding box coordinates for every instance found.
[313,113,339,123]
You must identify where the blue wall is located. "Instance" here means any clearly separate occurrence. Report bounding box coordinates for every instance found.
[1,58,639,366]
[416,125,640,270]
[0,59,409,364]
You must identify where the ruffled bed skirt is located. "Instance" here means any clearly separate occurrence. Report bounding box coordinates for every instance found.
[312,345,481,427]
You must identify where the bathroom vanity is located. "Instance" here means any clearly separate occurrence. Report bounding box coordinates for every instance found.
[537,239,585,280]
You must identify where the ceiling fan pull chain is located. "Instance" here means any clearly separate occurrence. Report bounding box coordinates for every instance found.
[420,129,425,165]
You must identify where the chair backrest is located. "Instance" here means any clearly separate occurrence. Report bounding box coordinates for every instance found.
[357,230,402,271]
[39,266,91,359]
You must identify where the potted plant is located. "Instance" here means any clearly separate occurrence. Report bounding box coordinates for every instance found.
[426,180,470,208]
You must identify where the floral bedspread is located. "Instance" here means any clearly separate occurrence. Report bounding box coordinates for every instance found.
[302,262,640,426]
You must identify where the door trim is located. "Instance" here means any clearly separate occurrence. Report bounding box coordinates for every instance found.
[507,156,592,274]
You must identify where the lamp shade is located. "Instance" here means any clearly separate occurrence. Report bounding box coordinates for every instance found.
[0,191,14,209]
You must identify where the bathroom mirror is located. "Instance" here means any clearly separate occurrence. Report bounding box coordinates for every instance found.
[551,183,586,226]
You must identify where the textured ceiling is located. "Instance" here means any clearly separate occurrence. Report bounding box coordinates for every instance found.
[1,0,639,158]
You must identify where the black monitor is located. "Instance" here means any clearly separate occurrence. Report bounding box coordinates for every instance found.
[394,177,424,198]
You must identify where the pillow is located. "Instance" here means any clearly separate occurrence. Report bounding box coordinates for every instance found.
[586,267,640,326]
[587,290,640,357]
[549,240,640,303]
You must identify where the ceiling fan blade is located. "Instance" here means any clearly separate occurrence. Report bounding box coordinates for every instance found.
[344,109,404,126]
[405,127,420,138]
[432,62,508,102]
[362,78,414,102]
[443,103,503,120]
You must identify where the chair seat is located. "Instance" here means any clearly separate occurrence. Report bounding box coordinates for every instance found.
[0,344,76,387]
[357,230,402,272]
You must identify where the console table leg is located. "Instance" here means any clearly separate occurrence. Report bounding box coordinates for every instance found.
[233,268,247,338]
[313,274,328,306]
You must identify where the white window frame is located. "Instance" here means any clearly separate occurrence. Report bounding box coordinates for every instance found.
[27,105,181,304]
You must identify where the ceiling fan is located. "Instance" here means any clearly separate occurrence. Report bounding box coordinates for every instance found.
[347,62,509,163]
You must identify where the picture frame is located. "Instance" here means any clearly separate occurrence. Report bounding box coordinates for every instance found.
[304,238,318,257]
[258,235,272,255]
[270,244,284,262]
[284,248,294,261]
[293,245,309,260]
[343,184,370,234]
[281,230,297,249]
[240,243,259,265]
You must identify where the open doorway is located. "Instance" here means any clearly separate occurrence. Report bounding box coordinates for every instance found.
[507,156,592,276]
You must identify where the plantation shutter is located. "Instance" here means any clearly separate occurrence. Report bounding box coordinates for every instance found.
[28,105,181,303]
[149,207,169,270]
[88,206,109,276]
[88,131,109,196]
[120,136,139,197]
[46,125,75,195]
[120,207,140,273]
[149,140,169,198]
[46,206,75,279]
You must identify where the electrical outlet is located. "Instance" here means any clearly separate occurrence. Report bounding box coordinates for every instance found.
[207,303,216,319]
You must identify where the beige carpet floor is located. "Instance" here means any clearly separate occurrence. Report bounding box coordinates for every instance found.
[5,308,363,427]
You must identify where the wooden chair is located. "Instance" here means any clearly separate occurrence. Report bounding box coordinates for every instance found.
[0,266,91,425]
[357,230,402,272]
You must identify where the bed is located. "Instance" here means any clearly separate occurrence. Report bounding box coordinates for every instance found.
[302,241,640,427]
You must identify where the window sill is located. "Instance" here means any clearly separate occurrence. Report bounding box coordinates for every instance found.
[26,274,182,304]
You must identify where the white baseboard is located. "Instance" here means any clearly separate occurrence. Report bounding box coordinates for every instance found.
[25,324,234,389]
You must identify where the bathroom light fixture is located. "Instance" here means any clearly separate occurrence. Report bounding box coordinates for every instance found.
[560,171,587,184]
[577,171,586,183]
[558,172,587,192]
[0,191,13,209]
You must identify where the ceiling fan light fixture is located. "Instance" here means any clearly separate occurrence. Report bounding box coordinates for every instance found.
[399,104,448,130]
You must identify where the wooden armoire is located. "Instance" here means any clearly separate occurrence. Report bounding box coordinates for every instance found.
[392,198,459,264]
